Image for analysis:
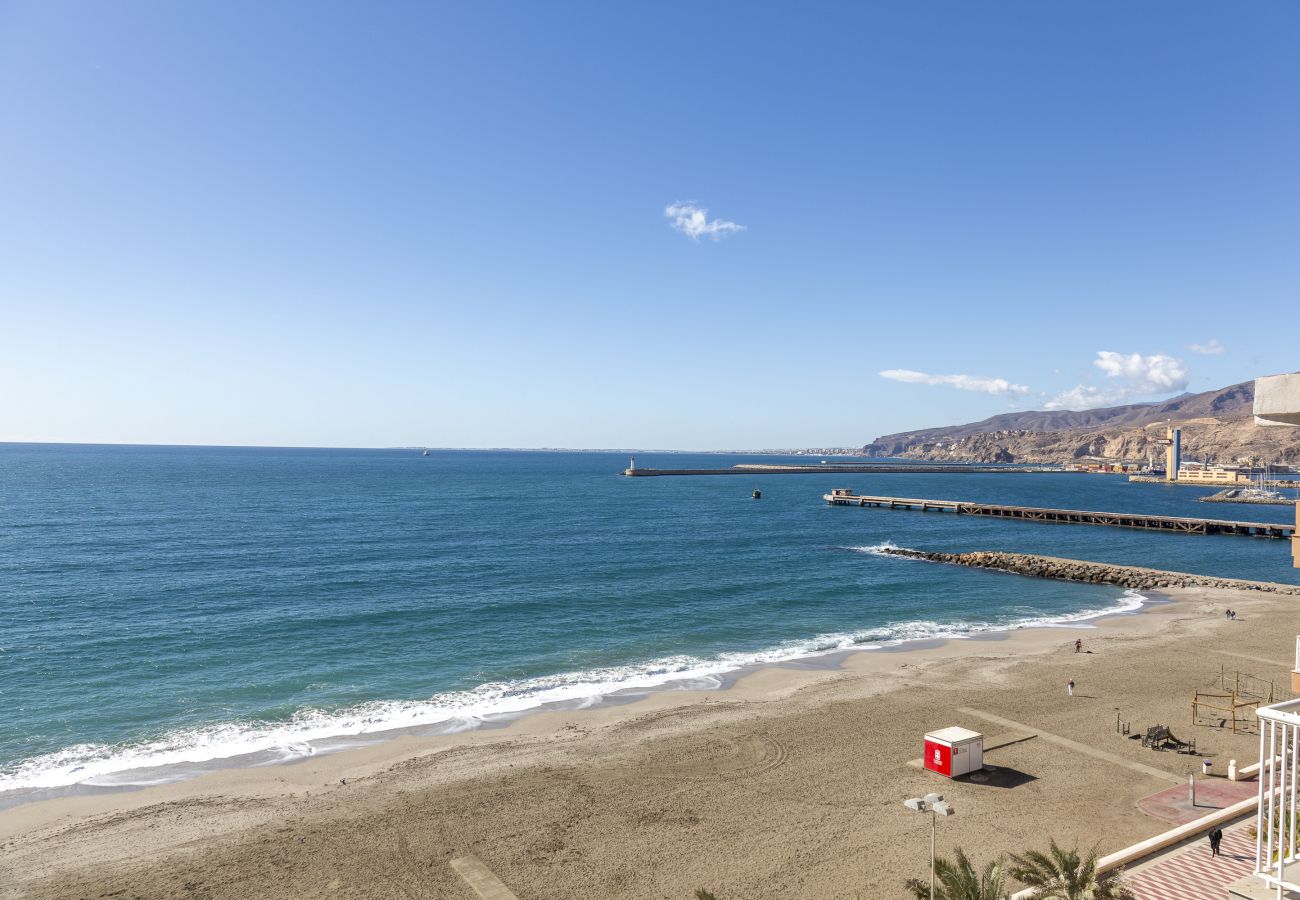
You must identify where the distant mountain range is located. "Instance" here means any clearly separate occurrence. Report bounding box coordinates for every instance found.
[863,381,1300,465]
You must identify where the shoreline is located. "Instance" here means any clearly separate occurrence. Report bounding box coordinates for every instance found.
[4,581,1293,898]
[0,575,1153,812]
[2,586,1174,839]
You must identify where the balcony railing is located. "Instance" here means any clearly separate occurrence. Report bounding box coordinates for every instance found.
[1255,697,1300,895]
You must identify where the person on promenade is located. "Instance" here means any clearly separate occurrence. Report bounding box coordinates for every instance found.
[1074,638,1083,653]
[1067,679,1075,697]
[1209,826,1223,857]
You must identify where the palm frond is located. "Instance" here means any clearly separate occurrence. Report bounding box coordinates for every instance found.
[904,847,1008,900]
[1007,839,1135,899]
[903,878,932,900]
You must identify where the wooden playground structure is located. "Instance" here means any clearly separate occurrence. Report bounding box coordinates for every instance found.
[1191,667,1287,734]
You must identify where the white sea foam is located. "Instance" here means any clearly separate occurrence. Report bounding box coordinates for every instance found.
[854,541,902,555]
[0,575,1148,795]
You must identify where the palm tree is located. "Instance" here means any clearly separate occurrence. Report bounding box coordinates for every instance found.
[1006,840,1134,899]
[903,847,1008,900]
[1250,806,1300,863]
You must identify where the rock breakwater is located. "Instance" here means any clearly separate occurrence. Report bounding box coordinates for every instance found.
[1198,488,1296,505]
[880,548,1300,595]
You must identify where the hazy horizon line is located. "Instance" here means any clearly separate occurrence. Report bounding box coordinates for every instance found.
[0,440,868,454]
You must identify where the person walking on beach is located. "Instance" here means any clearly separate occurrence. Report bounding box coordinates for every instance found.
[1067,678,1075,697]
[1074,638,1083,653]
[1209,826,1223,857]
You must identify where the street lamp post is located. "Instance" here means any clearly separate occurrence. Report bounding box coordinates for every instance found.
[904,793,955,900]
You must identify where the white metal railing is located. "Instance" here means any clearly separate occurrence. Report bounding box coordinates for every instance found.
[1255,697,1300,896]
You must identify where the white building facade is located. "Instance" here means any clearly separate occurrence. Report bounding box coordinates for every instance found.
[1254,373,1300,569]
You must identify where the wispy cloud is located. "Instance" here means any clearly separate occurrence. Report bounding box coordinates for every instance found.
[665,202,745,241]
[1188,338,1225,355]
[1046,351,1189,410]
[1045,385,1122,411]
[879,369,1030,396]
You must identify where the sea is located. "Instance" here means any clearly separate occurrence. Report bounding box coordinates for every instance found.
[3,444,1297,808]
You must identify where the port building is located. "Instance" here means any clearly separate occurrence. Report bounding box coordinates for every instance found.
[1174,464,1260,486]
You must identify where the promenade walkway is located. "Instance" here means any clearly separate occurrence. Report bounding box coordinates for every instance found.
[1125,822,1255,900]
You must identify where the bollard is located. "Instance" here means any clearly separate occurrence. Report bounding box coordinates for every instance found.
[1202,759,1212,776]
[1228,759,1237,781]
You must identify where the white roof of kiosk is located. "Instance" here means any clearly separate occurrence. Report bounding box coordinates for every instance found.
[926,727,983,744]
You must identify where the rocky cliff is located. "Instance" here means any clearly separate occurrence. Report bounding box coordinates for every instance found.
[864,381,1300,465]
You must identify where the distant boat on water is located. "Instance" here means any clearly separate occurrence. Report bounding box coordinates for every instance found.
[752,488,762,499]
[422,449,430,457]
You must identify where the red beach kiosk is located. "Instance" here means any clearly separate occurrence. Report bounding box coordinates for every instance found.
[923,727,984,778]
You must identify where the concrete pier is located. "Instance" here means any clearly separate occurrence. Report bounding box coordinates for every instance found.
[824,490,1296,538]
[623,463,1067,477]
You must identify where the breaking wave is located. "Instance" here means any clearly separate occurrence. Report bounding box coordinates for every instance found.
[0,567,1147,796]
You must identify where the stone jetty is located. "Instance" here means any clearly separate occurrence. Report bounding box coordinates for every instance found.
[879,548,1300,595]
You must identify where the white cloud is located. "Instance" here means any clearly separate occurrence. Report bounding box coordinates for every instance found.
[1044,385,1123,411]
[665,202,745,241]
[1091,351,1188,392]
[879,369,1030,396]
[1046,351,1189,410]
[1188,338,1225,355]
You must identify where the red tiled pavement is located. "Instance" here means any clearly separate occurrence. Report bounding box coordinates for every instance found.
[1137,778,1259,825]
[1125,823,1255,900]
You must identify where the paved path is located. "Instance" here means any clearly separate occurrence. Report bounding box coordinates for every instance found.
[956,707,1183,783]
[449,855,521,900]
[1125,822,1255,900]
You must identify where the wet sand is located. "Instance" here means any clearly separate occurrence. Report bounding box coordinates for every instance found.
[2,585,1295,899]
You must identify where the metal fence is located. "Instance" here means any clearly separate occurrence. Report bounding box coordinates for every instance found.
[1254,697,1300,896]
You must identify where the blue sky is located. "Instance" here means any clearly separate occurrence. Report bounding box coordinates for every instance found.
[2,2,1296,449]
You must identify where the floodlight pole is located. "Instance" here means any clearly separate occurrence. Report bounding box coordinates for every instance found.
[904,795,951,900]
[930,809,936,900]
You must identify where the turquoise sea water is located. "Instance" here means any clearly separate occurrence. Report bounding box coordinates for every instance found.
[2,444,1296,805]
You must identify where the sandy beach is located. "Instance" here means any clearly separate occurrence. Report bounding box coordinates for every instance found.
[3,583,1295,899]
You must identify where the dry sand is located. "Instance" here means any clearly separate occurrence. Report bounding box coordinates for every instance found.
[2,585,1296,899]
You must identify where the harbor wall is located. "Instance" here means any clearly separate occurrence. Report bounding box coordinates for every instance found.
[879,548,1300,594]
[624,465,1070,477]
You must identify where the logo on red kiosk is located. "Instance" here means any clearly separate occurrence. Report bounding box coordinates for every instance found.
[924,739,952,776]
